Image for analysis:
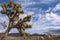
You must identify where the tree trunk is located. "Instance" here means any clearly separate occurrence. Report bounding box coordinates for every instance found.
[0,27,10,40]
[0,20,14,40]
[18,28,25,36]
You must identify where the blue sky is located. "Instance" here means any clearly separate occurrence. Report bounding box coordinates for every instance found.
[0,0,60,35]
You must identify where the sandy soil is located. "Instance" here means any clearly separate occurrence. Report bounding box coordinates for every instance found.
[0,34,60,40]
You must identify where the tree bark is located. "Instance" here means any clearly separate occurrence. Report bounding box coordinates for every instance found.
[0,20,14,40]
[18,28,25,36]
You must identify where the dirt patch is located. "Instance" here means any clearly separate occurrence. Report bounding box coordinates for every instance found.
[0,34,60,40]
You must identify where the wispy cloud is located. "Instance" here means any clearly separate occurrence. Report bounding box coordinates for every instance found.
[0,6,3,12]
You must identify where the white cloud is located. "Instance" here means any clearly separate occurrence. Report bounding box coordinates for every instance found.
[26,7,60,34]
[0,6,3,12]
[40,0,59,4]
[27,12,34,15]
[0,14,9,33]
[25,8,38,11]
[26,3,60,34]
[19,14,27,19]
[26,14,47,31]
[26,13,60,34]
[46,12,60,25]
[45,2,60,25]
[15,0,59,7]
[43,26,60,34]
[15,0,37,6]
[9,28,19,33]
[52,3,60,11]
[19,12,34,19]
[45,7,52,13]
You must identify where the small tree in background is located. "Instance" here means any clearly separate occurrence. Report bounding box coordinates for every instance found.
[0,0,32,37]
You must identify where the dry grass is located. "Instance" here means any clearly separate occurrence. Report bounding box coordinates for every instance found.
[0,34,60,40]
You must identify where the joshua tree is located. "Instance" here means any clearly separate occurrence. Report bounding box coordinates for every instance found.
[0,0,32,37]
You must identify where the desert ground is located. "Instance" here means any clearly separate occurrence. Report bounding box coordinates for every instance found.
[0,34,60,40]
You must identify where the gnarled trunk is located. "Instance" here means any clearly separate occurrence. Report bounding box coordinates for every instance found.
[0,20,14,40]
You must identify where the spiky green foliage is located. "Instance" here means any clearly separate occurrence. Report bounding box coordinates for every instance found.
[0,0,32,36]
[23,15,31,22]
